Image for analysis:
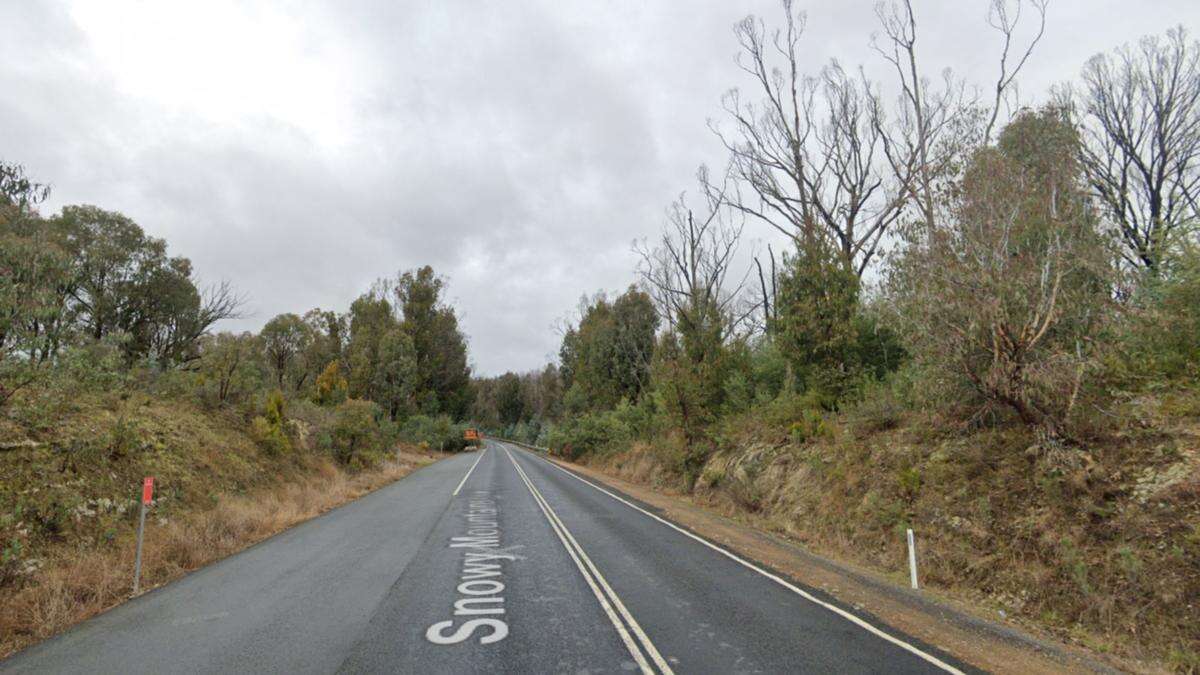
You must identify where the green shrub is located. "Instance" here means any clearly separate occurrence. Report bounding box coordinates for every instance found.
[328,399,385,468]
[1113,243,1200,383]
[105,414,142,459]
[773,236,862,402]
[896,466,921,500]
[845,379,905,437]
[545,408,634,460]
[250,390,291,455]
[56,336,130,392]
[789,408,829,445]
[398,414,470,452]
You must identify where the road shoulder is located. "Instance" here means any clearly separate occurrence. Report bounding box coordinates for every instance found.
[548,456,1143,675]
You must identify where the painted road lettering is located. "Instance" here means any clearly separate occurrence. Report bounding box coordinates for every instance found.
[425,490,515,646]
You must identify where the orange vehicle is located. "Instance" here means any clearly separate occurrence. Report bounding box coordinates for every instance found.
[463,428,480,442]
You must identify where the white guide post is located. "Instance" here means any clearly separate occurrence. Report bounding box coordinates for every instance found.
[906,528,919,590]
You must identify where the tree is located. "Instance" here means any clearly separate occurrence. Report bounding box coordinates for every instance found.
[651,321,731,484]
[719,17,907,276]
[887,108,1113,441]
[720,0,1046,275]
[983,0,1049,143]
[345,292,396,400]
[558,327,580,390]
[260,313,311,390]
[636,170,749,342]
[557,287,659,412]
[56,205,239,365]
[0,162,50,212]
[609,289,659,400]
[198,332,262,405]
[134,266,241,366]
[373,327,417,419]
[637,177,747,461]
[773,234,862,401]
[394,266,472,418]
[495,372,526,426]
[1071,27,1200,272]
[0,162,66,404]
[302,308,346,382]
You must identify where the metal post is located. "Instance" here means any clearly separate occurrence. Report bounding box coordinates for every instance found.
[133,476,153,594]
[906,528,919,590]
[133,500,147,594]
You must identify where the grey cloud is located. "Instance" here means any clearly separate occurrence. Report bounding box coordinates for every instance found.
[3,0,1198,374]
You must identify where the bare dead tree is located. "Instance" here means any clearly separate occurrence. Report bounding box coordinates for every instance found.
[751,243,779,333]
[871,0,979,232]
[983,0,1049,142]
[1071,27,1200,272]
[635,167,751,342]
[754,256,771,330]
[768,242,778,314]
[157,280,246,367]
[715,5,818,248]
[718,1,1046,277]
[717,4,915,276]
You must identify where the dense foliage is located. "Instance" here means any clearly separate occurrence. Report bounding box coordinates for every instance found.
[1,161,477,471]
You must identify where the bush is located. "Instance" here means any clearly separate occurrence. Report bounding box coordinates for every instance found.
[789,409,829,444]
[250,390,291,455]
[1112,243,1200,383]
[845,378,906,438]
[55,336,130,392]
[545,410,630,460]
[327,399,386,469]
[314,361,349,406]
[398,414,470,452]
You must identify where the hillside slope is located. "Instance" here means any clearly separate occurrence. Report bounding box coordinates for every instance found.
[0,386,436,657]
[571,388,1200,671]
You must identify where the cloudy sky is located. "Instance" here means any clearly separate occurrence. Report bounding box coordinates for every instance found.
[4,1,1197,375]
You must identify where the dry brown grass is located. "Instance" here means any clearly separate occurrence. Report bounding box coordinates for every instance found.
[0,450,435,658]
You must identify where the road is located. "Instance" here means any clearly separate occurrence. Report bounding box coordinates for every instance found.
[2,441,971,674]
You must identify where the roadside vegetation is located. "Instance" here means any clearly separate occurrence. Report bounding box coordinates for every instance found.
[471,3,1200,669]
[1,160,479,653]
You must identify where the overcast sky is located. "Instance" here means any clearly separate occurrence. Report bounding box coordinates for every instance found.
[4,1,1197,375]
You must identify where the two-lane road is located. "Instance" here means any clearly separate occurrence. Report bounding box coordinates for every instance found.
[2,441,970,674]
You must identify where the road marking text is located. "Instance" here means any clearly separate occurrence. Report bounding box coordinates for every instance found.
[426,490,513,646]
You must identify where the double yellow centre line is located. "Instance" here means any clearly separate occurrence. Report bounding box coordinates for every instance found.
[503,446,673,675]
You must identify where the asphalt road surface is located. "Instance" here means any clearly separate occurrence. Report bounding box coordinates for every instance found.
[2,441,971,674]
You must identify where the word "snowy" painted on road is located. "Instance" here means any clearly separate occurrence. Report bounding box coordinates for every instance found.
[425,490,515,646]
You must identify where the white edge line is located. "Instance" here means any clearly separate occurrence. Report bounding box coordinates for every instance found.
[501,447,656,675]
[518,446,966,675]
[451,446,487,496]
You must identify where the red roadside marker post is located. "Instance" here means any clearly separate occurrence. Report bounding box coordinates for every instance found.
[133,477,153,594]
